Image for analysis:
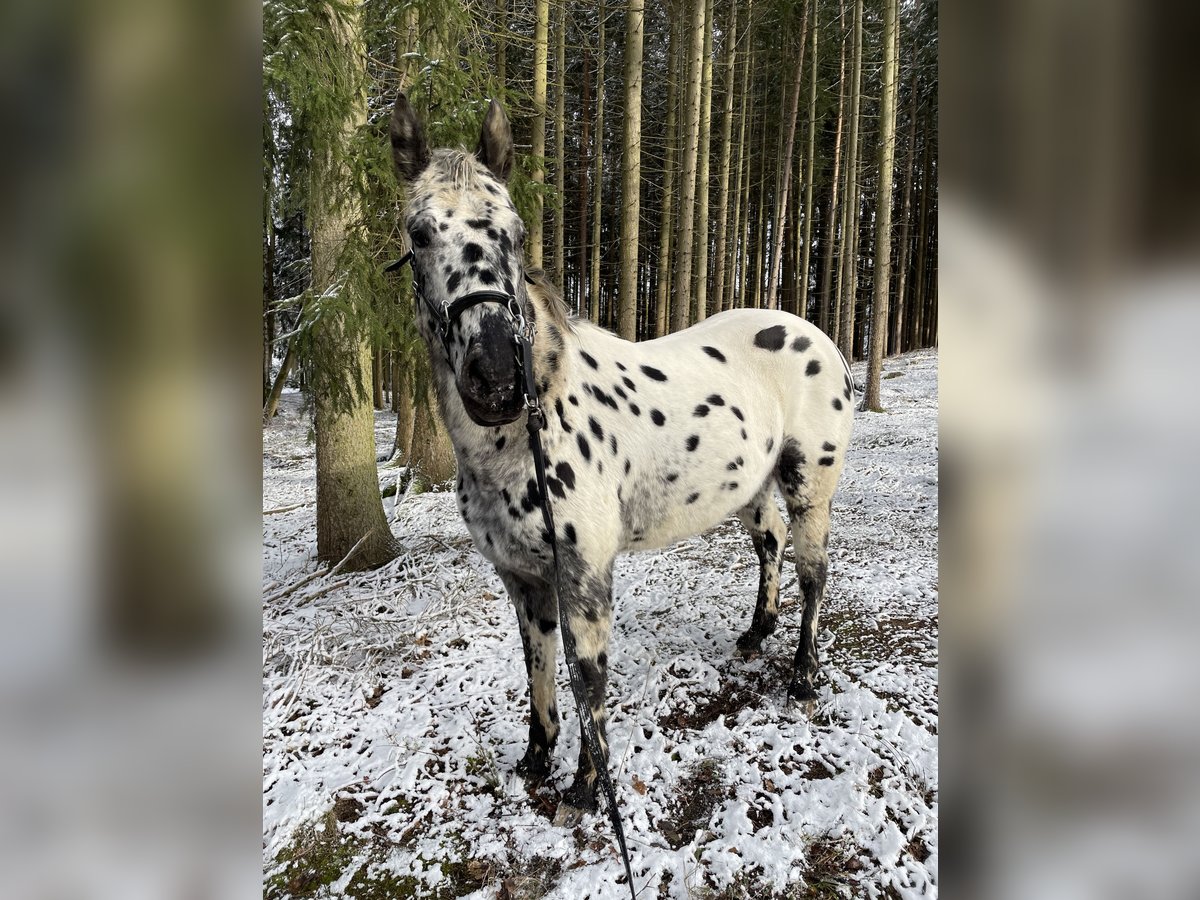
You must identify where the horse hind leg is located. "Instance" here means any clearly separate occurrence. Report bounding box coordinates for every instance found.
[786,498,832,700]
[735,485,788,656]
[774,438,836,700]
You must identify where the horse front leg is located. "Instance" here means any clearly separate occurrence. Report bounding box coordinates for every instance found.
[552,556,615,827]
[497,568,559,779]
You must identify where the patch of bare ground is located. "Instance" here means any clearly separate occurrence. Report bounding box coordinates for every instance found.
[658,758,734,850]
[658,655,792,732]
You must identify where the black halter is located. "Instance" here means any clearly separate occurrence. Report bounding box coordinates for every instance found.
[386,251,638,900]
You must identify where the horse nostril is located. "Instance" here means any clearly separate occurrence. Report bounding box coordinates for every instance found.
[466,356,488,387]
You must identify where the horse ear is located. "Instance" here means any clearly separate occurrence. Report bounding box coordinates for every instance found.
[390,93,430,181]
[476,99,514,182]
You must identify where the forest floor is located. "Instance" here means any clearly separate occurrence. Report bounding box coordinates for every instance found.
[263,349,938,900]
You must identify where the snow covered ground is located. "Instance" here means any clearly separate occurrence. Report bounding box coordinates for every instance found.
[263,349,938,899]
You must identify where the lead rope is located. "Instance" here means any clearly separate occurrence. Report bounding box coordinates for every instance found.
[519,335,639,900]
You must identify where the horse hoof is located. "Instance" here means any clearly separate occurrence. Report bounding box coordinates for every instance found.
[552,803,587,828]
[787,681,818,702]
[515,751,551,780]
[735,632,763,657]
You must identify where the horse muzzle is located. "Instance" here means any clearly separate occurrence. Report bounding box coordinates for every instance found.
[456,320,523,426]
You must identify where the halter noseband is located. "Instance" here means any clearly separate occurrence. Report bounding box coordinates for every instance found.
[387,250,540,413]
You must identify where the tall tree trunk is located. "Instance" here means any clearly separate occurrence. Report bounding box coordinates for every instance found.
[799,0,819,319]
[618,0,644,340]
[711,0,739,322]
[654,12,682,336]
[738,106,756,309]
[692,0,715,321]
[670,0,707,332]
[590,0,608,324]
[408,379,456,486]
[529,0,549,268]
[495,0,507,90]
[751,105,767,310]
[263,304,301,420]
[766,0,809,310]
[372,339,384,408]
[837,0,863,359]
[312,2,396,570]
[264,193,276,402]
[577,46,591,313]
[819,0,847,336]
[392,384,414,462]
[552,2,566,283]
[390,343,399,412]
[893,69,919,356]
[912,126,932,351]
[861,0,899,411]
[726,34,752,312]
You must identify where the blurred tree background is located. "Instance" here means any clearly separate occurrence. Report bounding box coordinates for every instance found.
[262,0,938,568]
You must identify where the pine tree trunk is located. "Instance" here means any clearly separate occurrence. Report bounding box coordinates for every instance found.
[263,307,300,421]
[912,126,932,351]
[837,0,863,359]
[710,0,739,322]
[671,0,707,332]
[692,0,715,322]
[766,0,809,310]
[495,0,507,90]
[372,339,384,408]
[861,0,898,411]
[577,47,591,313]
[751,107,767,310]
[726,34,752,312]
[553,3,566,283]
[820,0,847,336]
[529,0,549,268]
[408,379,456,487]
[799,1,819,319]
[618,0,643,340]
[590,0,608,324]
[311,3,395,570]
[264,192,276,402]
[893,70,918,356]
[390,343,399,412]
[654,12,681,336]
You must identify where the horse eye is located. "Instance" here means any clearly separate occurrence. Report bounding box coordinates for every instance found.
[410,224,433,249]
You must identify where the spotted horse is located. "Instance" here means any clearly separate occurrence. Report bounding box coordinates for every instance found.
[389,95,855,827]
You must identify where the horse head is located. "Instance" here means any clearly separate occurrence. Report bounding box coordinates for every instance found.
[390,94,530,427]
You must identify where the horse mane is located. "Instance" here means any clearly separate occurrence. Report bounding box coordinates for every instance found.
[431,148,484,191]
[524,268,576,337]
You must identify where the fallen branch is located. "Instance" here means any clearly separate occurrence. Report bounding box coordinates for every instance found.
[263,500,314,515]
[294,578,351,607]
[263,529,375,605]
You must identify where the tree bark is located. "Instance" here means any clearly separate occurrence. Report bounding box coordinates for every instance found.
[590,0,608,324]
[820,0,847,336]
[799,1,819,319]
[837,0,863,359]
[577,45,591,313]
[529,0,549,268]
[726,33,752,312]
[861,0,899,411]
[553,2,566,283]
[766,0,809,310]
[495,0,507,90]
[692,0,715,322]
[670,0,707,332]
[654,12,682,336]
[893,67,919,356]
[312,2,396,570]
[618,0,644,340]
[711,0,739,321]
[408,379,456,486]
[263,306,300,421]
